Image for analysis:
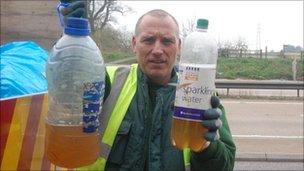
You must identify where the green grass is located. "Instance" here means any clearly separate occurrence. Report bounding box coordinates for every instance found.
[103,52,134,62]
[216,57,303,80]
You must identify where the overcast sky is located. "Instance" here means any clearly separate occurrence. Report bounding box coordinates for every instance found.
[114,0,303,51]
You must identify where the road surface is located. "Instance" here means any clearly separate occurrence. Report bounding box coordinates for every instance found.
[222,98,303,170]
[223,98,303,155]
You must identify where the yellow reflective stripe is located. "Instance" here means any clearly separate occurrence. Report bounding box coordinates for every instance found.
[30,94,48,170]
[102,64,137,146]
[76,156,106,170]
[1,97,31,170]
[183,148,191,166]
[106,65,119,84]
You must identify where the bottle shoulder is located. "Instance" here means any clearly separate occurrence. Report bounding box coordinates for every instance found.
[55,35,99,50]
[49,35,103,62]
[186,31,217,44]
[180,31,218,64]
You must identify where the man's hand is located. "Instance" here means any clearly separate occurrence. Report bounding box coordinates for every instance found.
[57,0,87,26]
[59,0,86,18]
[202,96,222,142]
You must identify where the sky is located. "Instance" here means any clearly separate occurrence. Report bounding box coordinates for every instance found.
[114,0,303,51]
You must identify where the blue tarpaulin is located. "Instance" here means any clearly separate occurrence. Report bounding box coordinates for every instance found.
[0,41,48,99]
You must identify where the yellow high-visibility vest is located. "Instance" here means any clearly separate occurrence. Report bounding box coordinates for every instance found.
[78,64,190,171]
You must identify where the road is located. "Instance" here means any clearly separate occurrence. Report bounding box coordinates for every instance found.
[223,99,303,155]
[222,98,303,170]
[234,161,303,170]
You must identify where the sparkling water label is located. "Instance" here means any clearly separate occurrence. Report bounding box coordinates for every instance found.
[82,81,105,133]
[173,63,216,122]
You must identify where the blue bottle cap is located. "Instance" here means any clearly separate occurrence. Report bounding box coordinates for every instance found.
[64,17,91,36]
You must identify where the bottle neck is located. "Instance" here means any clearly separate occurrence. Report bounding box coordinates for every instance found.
[196,28,208,32]
[63,32,88,37]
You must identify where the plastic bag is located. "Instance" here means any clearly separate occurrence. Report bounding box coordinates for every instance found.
[0,41,48,99]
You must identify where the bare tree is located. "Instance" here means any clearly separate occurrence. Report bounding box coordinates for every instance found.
[92,25,132,53]
[86,0,132,32]
[218,37,248,58]
[117,26,132,53]
[218,40,234,50]
[218,37,248,51]
[218,40,234,58]
[234,37,248,51]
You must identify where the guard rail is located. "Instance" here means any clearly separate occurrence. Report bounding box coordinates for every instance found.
[215,79,304,97]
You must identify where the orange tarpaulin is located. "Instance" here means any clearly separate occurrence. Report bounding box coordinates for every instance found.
[0,93,75,171]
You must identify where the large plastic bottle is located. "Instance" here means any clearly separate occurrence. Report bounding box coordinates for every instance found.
[45,17,105,168]
[171,19,218,152]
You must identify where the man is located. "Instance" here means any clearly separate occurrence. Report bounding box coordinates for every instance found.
[58,1,236,170]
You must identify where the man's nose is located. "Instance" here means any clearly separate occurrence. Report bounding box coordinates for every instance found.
[151,40,164,56]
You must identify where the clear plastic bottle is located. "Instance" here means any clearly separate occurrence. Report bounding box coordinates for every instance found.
[171,19,218,152]
[45,17,105,168]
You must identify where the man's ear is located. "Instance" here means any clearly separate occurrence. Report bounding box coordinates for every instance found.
[132,36,137,53]
[177,38,181,56]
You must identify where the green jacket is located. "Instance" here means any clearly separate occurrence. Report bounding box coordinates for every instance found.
[104,65,236,171]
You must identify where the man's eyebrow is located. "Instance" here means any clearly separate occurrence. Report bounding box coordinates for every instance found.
[163,35,175,39]
[163,35,176,40]
[140,35,156,42]
[141,34,154,38]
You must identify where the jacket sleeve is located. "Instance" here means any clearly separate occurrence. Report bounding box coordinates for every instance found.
[190,104,236,171]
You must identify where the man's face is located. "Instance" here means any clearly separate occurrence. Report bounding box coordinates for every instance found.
[132,15,181,85]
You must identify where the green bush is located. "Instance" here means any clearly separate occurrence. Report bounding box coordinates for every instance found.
[297,59,304,80]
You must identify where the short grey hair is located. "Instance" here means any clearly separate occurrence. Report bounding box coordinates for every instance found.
[134,9,180,38]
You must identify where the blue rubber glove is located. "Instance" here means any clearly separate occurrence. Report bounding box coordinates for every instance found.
[57,0,87,27]
[202,96,222,142]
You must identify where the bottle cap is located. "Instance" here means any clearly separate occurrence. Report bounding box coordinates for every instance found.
[64,17,91,36]
[197,19,209,29]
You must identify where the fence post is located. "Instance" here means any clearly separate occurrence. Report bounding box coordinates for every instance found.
[292,59,297,80]
[240,49,242,58]
[260,50,262,59]
[265,46,267,58]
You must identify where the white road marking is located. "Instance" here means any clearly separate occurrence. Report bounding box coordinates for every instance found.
[232,134,304,139]
[223,101,303,105]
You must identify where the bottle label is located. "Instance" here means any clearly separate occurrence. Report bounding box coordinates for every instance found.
[82,81,105,133]
[173,63,216,122]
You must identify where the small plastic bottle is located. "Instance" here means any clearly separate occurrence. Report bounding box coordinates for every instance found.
[45,17,105,168]
[171,19,218,152]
